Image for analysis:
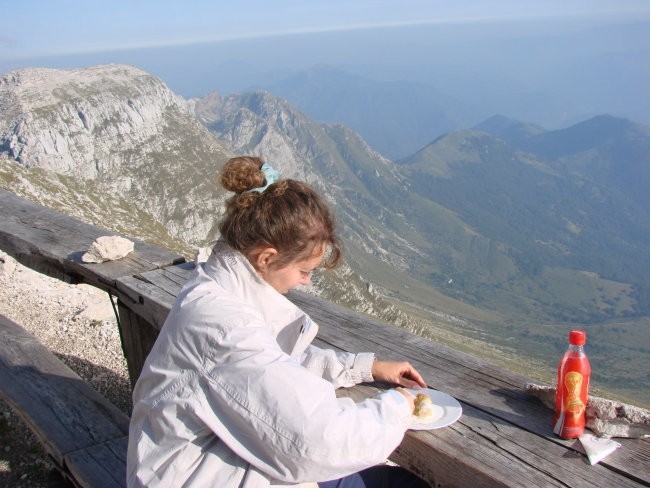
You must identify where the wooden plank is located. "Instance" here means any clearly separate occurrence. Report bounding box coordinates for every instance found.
[64,436,128,488]
[116,303,162,387]
[0,315,130,469]
[114,267,195,383]
[112,271,649,486]
[2,197,646,486]
[336,383,550,488]
[115,275,176,331]
[112,273,648,487]
[0,189,185,291]
[139,261,195,289]
[113,265,196,383]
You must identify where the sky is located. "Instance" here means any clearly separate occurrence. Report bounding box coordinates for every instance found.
[2,0,649,131]
[2,0,650,62]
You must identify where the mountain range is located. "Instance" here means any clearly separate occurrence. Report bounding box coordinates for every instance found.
[1,64,648,406]
[256,65,477,160]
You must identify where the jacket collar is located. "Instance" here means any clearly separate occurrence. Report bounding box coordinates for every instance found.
[202,240,307,344]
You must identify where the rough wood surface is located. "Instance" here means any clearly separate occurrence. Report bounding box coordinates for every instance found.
[0,314,129,487]
[64,436,128,488]
[116,303,161,388]
[303,292,650,487]
[0,189,185,291]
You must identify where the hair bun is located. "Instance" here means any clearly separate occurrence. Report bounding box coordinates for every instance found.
[220,156,265,193]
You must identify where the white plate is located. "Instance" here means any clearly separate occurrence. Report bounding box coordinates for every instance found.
[406,388,462,430]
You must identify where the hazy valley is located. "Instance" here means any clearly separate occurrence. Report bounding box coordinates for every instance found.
[1,64,648,407]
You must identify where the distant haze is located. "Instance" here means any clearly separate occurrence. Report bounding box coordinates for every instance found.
[3,15,649,137]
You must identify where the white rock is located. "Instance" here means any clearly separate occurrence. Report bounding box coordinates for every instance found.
[82,235,134,263]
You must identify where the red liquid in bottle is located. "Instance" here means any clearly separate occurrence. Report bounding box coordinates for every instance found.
[552,330,591,439]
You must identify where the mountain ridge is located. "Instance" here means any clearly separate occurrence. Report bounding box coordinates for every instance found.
[259,65,475,159]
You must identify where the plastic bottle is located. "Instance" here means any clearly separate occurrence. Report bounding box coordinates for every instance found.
[552,330,591,439]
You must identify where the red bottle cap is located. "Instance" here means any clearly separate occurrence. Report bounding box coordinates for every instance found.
[569,330,586,346]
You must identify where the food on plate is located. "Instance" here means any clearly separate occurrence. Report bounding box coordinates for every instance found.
[413,393,435,421]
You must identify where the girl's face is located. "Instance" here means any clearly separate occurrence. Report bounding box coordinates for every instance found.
[255,245,326,294]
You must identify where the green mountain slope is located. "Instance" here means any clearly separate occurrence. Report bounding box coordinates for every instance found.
[400,126,650,319]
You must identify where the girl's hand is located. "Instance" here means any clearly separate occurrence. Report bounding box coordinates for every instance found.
[371,360,427,389]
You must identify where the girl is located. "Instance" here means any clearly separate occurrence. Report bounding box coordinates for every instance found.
[127,156,430,488]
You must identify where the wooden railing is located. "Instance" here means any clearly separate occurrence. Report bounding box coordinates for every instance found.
[1,188,648,487]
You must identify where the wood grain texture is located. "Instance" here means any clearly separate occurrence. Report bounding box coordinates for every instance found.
[0,189,185,291]
[64,437,128,488]
[116,304,161,387]
[304,292,650,487]
[0,315,129,486]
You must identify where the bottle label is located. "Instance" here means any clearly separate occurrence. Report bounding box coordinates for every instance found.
[563,371,585,419]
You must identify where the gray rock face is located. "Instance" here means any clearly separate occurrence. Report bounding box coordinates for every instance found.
[1,64,232,246]
[0,65,395,324]
[1,65,184,176]
[191,91,320,182]
[191,90,422,321]
[0,63,471,364]
[191,90,411,270]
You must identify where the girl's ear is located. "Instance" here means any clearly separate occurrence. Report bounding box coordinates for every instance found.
[252,247,278,272]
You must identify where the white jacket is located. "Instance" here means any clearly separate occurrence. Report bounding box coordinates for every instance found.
[127,241,412,487]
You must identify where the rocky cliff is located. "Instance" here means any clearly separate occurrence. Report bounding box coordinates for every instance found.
[2,63,649,407]
[192,90,417,271]
[1,64,231,247]
[2,64,184,176]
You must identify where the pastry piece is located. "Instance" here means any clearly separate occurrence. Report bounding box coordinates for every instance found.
[414,393,435,421]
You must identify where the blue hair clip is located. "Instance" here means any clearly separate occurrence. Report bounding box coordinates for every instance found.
[249,162,280,193]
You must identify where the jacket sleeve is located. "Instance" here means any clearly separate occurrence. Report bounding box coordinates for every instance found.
[195,320,412,484]
[300,345,375,388]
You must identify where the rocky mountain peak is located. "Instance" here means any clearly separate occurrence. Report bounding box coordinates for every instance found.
[2,64,649,406]
[193,90,322,182]
[0,64,191,178]
[1,64,231,247]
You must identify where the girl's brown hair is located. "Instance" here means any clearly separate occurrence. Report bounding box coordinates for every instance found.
[219,156,342,270]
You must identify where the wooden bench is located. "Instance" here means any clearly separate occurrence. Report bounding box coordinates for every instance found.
[0,188,186,385]
[0,314,128,488]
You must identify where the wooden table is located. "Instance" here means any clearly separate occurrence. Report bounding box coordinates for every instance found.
[116,264,650,488]
[2,189,649,487]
